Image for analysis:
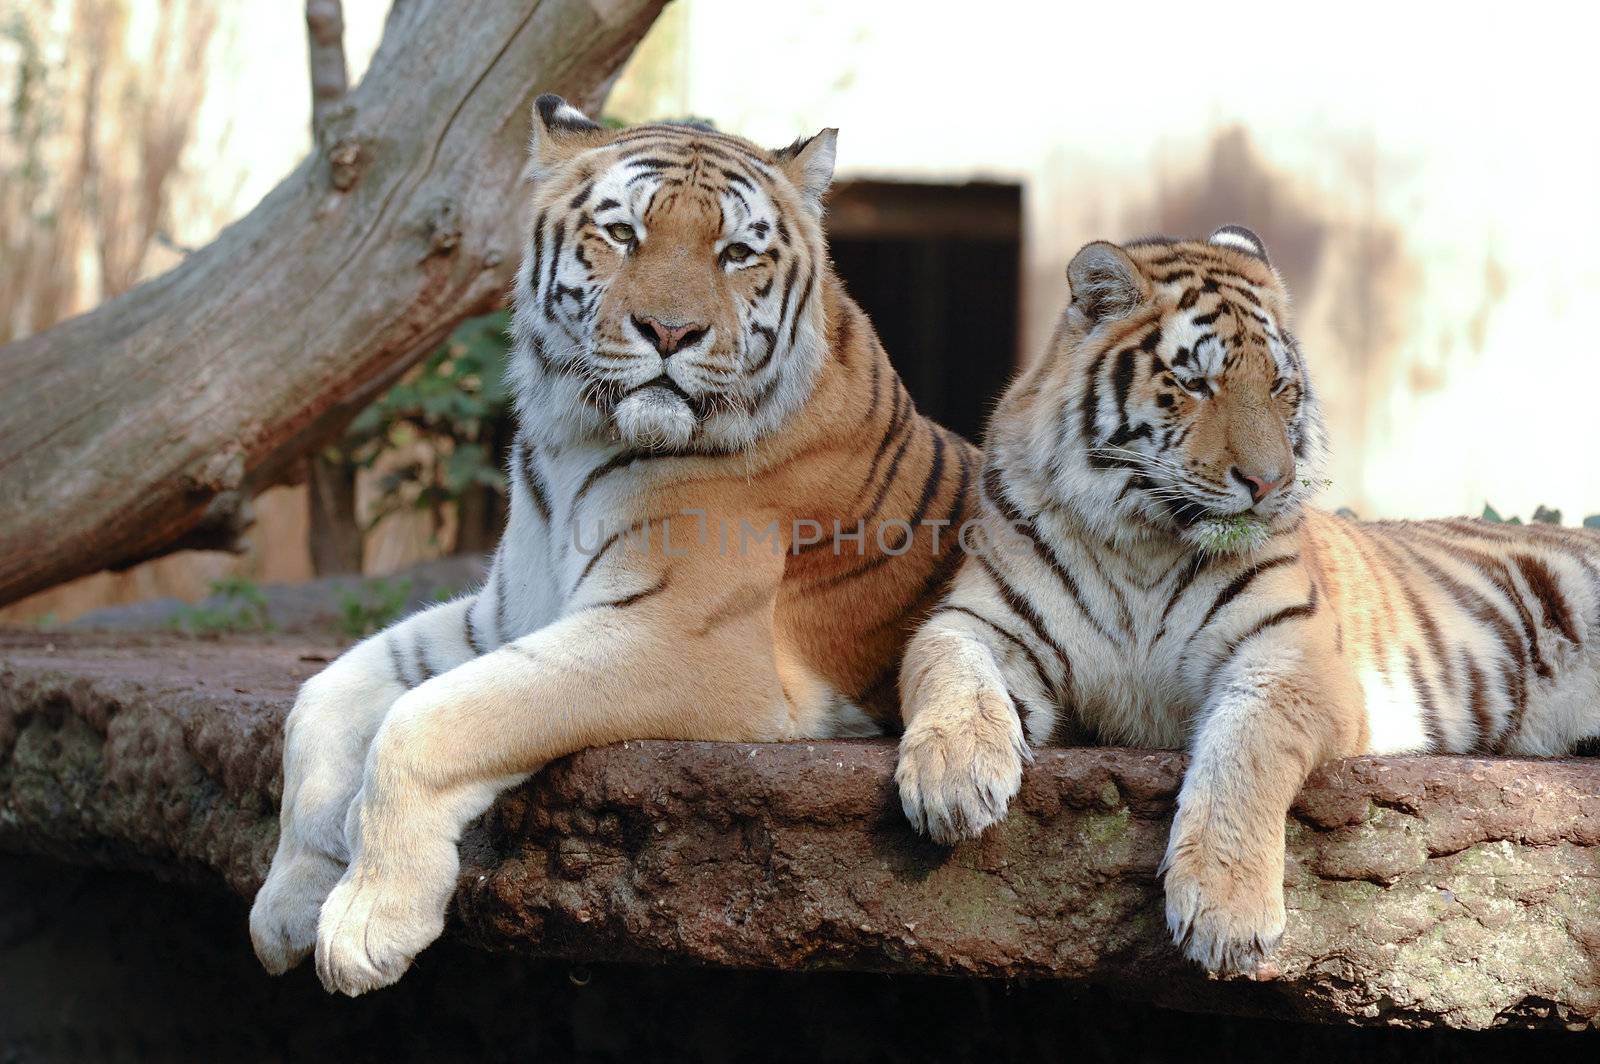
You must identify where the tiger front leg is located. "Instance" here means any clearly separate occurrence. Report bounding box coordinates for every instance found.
[896,611,1052,844]
[315,576,789,995]
[249,595,484,975]
[1161,650,1354,976]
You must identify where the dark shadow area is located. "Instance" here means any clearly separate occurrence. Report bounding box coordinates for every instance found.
[826,181,1021,443]
[2,855,1594,1062]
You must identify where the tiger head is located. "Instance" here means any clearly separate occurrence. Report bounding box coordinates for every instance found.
[510,95,838,454]
[999,226,1329,554]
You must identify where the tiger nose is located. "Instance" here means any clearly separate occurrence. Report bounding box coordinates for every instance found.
[633,315,707,356]
[1232,466,1292,501]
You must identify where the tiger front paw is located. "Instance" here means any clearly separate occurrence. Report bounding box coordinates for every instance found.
[1161,837,1286,978]
[314,860,450,997]
[250,845,345,975]
[895,690,1029,845]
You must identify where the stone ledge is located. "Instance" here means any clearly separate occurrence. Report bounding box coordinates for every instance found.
[1,632,1596,1030]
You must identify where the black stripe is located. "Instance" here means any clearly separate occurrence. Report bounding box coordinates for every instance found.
[976,553,1074,695]
[573,451,640,508]
[610,126,778,173]
[861,339,885,424]
[464,604,485,656]
[1208,585,1318,689]
[788,267,817,346]
[904,430,949,537]
[1461,651,1493,754]
[748,324,778,372]
[572,516,654,596]
[1364,531,1456,698]
[906,436,974,608]
[1405,646,1445,749]
[1079,352,1107,451]
[492,557,508,643]
[596,573,670,611]
[933,605,1057,710]
[1110,347,1138,430]
[1512,553,1580,644]
[1450,540,1551,678]
[833,299,855,360]
[412,632,435,683]
[776,260,801,338]
[522,442,552,523]
[804,428,949,594]
[1383,529,1525,746]
[1158,554,1208,627]
[388,635,414,688]
[982,465,1117,645]
[827,386,910,531]
[858,415,922,521]
[543,220,567,320]
[529,210,548,288]
[1192,555,1298,638]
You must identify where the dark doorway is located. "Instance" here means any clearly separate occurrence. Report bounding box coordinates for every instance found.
[824,181,1022,443]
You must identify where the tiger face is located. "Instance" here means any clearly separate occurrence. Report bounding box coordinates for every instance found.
[1013,226,1329,553]
[510,95,838,454]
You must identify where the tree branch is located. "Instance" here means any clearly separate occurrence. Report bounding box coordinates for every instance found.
[305,0,349,139]
[0,0,665,606]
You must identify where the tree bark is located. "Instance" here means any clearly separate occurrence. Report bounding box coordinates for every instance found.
[306,453,364,575]
[0,0,665,607]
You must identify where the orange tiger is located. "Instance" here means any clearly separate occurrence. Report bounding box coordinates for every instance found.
[897,225,1600,975]
[251,95,976,994]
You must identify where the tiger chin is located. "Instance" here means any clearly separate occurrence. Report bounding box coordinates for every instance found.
[896,225,1600,977]
[250,95,977,995]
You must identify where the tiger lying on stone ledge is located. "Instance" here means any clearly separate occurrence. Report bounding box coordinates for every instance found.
[897,226,1600,976]
[249,96,977,996]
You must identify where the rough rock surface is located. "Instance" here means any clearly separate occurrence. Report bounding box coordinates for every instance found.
[2,632,1597,1031]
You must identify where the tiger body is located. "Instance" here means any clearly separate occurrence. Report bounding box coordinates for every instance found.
[251,96,974,996]
[897,226,1600,975]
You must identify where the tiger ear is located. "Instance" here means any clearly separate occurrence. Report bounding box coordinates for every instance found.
[1208,224,1271,265]
[1067,241,1150,324]
[774,129,837,214]
[525,93,609,181]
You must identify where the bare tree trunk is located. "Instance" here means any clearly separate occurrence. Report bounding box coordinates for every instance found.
[305,0,349,136]
[307,454,364,575]
[301,0,366,577]
[0,0,664,607]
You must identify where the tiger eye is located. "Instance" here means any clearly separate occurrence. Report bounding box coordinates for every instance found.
[604,222,636,244]
[722,242,755,264]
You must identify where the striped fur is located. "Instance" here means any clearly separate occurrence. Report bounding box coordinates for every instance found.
[252,97,976,995]
[897,227,1600,976]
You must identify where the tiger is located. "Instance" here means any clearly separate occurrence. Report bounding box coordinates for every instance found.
[895,225,1600,976]
[249,94,977,995]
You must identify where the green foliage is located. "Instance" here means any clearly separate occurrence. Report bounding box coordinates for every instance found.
[173,576,271,635]
[336,578,414,639]
[1190,514,1270,555]
[337,312,513,531]
[1482,503,1599,527]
